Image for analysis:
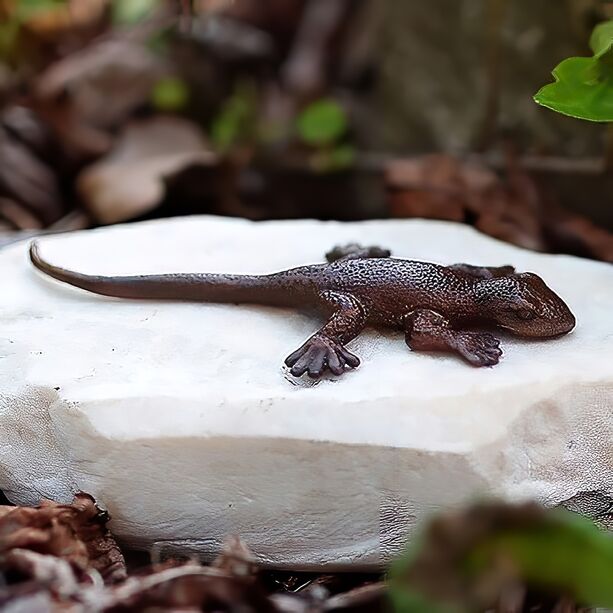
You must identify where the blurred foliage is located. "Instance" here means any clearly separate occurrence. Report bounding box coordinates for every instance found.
[535,20,613,122]
[309,143,356,173]
[297,98,348,147]
[297,99,354,173]
[0,0,62,62]
[211,80,258,153]
[211,88,355,172]
[151,76,189,111]
[7,0,66,20]
[111,0,158,25]
[389,502,613,612]
[0,0,162,65]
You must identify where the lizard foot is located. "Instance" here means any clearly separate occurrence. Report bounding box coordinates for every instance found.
[452,332,502,367]
[284,335,360,378]
[325,244,391,263]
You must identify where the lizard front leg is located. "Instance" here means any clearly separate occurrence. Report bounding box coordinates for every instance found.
[325,243,391,263]
[404,309,502,367]
[285,291,367,378]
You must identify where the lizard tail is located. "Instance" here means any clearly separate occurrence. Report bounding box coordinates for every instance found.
[29,241,309,307]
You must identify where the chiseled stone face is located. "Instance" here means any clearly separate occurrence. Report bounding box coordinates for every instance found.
[0,216,612,570]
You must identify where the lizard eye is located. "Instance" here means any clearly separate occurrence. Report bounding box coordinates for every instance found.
[516,309,535,320]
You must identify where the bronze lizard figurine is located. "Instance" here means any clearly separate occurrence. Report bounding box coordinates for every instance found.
[29,242,575,378]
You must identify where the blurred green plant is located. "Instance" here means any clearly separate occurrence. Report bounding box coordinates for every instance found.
[297,98,354,173]
[296,98,348,147]
[0,0,162,64]
[535,20,613,121]
[0,0,65,61]
[151,76,189,112]
[389,502,613,612]
[111,0,158,25]
[12,0,65,19]
[210,91,355,171]
[211,81,259,153]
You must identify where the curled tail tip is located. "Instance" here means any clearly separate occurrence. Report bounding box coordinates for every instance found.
[29,240,39,262]
[29,240,43,269]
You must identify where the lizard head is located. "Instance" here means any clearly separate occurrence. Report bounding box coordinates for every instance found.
[476,272,576,337]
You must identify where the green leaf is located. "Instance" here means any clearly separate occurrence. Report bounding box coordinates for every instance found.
[590,20,613,60]
[151,77,189,111]
[534,56,613,121]
[13,0,65,20]
[390,504,613,612]
[297,99,348,147]
[211,81,258,152]
[112,0,158,24]
[534,19,613,121]
[476,520,613,607]
[0,19,20,60]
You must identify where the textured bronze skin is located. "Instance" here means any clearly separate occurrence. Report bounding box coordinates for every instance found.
[29,241,576,378]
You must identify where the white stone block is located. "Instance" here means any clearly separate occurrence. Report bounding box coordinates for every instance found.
[1,216,611,570]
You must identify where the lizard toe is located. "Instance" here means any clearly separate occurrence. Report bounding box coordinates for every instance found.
[284,347,305,367]
[285,336,360,378]
[327,351,345,376]
[456,332,502,367]
[338,347,360,368]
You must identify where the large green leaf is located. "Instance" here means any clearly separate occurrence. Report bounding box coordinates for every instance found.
[534,56,613,121]
[390,503,613,612]
[534,20,613,121]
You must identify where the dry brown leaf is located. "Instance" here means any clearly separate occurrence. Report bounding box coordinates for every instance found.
[0,496,380,612]
[96,566,277,612]
[212,535,259,577]
[77,116,217,224]
[386,155,490,222]
[546,213,613,263]
[63,493,126,584]
[0,493,126,585]
[36,39,163,131]
[386,153,613,262]
[0,197,43,230]
[33,38,164,159]
[3,549,81,598]
[0,127,63,225]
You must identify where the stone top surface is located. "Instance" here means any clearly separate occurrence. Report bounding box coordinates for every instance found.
[2,216,611,453]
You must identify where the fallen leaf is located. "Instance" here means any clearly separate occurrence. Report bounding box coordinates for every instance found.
[386,155,470,222]
[34,38,164,158]
[77,116,217,224]
[0,126,63,225]
[0,197,43,230]
[386,153,613,262]
[36,39,163,131]
[3,549,81,598]
[0,493,386,612]
[0,493,126,585]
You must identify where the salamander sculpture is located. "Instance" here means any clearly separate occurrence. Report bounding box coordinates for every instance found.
[29,242,575,378]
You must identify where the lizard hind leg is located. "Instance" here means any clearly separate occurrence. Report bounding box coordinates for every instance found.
[448,263,515,279]
[404,308,502,367]
[325,243,391,263]
[284,291,367,379]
